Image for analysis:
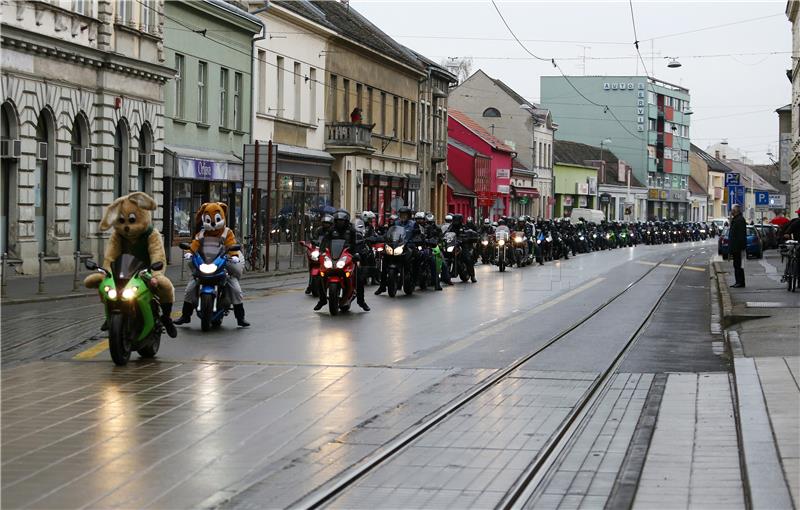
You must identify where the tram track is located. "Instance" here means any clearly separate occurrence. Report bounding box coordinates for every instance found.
[287,255,692,509]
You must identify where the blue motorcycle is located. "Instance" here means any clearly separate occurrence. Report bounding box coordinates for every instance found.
[179,239,240,332]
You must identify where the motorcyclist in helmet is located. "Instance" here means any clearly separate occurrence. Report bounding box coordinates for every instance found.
[480,218,494,236]
[305,214,334,295]
[375,207,420,295]
[415,211,443,291]
[314,210,370,312]
[441,214,454,234]
[465,216,478,231]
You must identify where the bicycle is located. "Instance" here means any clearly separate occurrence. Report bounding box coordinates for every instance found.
[780,239,799,292]
[243,235,265,272]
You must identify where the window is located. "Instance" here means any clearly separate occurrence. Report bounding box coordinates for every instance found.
[342,79,350,121]
[174,53,184,118]
[648,173,654,188]
[682,149,689,162]
[410,102,416,141]
[482,107,501,118]
[140,0,152,33]
[403,99,409,140]
[257,50,266,113]
[380,92,386,135]
[309,67,317,124]
[356,83,363,111]
[234,72,242,130]
[664,147,672,160]
[276,57,284,117]
[682,125,689,137]
[648,118,657,131]
[294,62,301,121]
[366,87,373,125]
[647,145,656,158]
[647,91,656,105]
[219,67,228,127]
[73,0,89,16]
[329,75,337,122]
[197,61,207,123]
[118,0,133,24]
[392,96,399,137]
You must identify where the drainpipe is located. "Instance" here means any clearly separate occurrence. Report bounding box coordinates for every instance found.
[247,2,267,244]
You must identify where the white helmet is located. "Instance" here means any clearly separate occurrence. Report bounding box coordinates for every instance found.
[426,213,435,223]
[414,211,426,220]
[445,214,453,223]
[484,218,491,225]
[361,211,376,221]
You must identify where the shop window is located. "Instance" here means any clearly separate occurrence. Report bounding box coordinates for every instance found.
[138,123,153,194]
[35,108,56,254]
[172,181,193,238]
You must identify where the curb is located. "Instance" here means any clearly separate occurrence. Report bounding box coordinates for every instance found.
[711,261,795,510]
[0,269,306,305]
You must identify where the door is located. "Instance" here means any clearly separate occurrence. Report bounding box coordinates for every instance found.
[71,166,83,252]
[35,157,47,251]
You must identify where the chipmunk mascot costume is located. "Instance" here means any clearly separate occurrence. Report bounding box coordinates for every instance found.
[84,192,178,338]
[174,202,249,327]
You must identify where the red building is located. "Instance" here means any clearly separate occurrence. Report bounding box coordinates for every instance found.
[448,109,515,220]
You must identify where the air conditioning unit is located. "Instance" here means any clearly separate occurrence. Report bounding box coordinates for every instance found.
[85,147,93,164]
[36,142,48,160]
[0,139,21,159]
[72,147,85,165]
[138,152,155,168]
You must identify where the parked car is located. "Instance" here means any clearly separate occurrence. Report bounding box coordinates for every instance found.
[718,226,763,259]
[755,224,778,250]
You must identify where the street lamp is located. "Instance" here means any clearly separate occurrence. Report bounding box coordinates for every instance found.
[599,138,611,211]
[666,57,682,68]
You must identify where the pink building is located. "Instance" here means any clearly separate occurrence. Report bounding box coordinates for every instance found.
[448,109,515,220]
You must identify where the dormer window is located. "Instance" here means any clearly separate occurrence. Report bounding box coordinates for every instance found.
[482,107,501,118]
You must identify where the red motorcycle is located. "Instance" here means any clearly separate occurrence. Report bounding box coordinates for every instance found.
[320,239,357,315]
[300,240,322,297]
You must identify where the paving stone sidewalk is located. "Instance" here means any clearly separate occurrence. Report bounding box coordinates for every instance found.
[715,251,800,509]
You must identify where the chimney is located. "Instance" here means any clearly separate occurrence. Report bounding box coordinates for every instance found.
[715,150,720,159]
[617,161,627,183]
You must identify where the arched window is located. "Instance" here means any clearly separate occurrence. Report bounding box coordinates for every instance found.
[482,107,501,118]
[35,108,56,254]
[137,123,153,194]
[114,118,130,197]
[1,101,19,257]
[71,113,91,252]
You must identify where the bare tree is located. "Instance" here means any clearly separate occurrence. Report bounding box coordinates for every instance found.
[441,57,473,85]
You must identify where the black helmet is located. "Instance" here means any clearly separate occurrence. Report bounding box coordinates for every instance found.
[321,214,333,226]
[498,218,506,225]
[333,210,350,230]
[398,205,412,217]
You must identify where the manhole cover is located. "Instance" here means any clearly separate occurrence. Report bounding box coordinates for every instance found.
[745,302,800,308]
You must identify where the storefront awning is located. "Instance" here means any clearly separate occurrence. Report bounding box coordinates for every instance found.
[164,144,243,181]
[275,144,333,179]
[447,174,476,198]
[276,144,334,161]
[165,144,242,164]
[511,185,540,198]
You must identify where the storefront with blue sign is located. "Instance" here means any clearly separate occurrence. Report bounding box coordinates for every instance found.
[163,146,244,250]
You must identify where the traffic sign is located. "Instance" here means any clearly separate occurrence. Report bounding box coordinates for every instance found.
[755,191,769,207]
[725,172,741,186]
[769,194,786,208]
[727,185,745,211]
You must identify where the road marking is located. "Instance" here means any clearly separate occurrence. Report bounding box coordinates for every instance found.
[635,260,704,272]
[406,277,604,366]
[635,260,658,267]
[73,339,109,360]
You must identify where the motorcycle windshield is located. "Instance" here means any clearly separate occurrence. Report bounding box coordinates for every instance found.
[112,254,146,283]
[385,226,407,247]
[199,237,225,263]
[496,227,510,241]
[329,239,346,259]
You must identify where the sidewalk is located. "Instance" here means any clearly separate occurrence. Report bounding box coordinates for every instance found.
[713,250,800,509]
[1,259,306,306]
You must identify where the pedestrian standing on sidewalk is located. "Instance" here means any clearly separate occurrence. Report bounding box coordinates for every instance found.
[730,203,747,288]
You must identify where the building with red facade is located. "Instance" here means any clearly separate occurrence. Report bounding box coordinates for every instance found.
[447,109,515,220]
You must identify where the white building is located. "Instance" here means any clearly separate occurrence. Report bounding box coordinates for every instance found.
[788,0,800,215]
[1,0,174,274]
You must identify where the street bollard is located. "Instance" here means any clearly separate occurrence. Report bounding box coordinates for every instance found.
[274,242,280,271]
[1,252,7,298]
[37,252,45,294]
[72,251,81,291]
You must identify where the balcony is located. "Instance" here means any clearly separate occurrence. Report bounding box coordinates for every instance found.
[432,139,447,162]
[324,123,375,154]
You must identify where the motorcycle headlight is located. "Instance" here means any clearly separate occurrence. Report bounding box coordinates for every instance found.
[121,287,137,301]
[605,234,611,239]
[514,235,523,243]
[700,230,706,233]
[311,250,320,261]
[336,259,346,269]
[498,239,505,246]
[592,234,597,238]
[394,245,404,256]
[536,239,541,245]
[447,246,455,252]
[385,246,393,255]
[579,236,584,240]
[621,234,627,238]
[377,247,384,252]
[482,240,489,246]
[106,288,117,300]
[199,263,218,274]
[323,257,333,269]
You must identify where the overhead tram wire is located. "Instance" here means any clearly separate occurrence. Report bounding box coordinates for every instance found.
[489,0,645,142]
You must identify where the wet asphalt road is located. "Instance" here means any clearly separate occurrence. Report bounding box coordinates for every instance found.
[1,240,730,509]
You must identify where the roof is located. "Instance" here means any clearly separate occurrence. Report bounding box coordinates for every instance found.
[447,172,476,197]
[723,159,779,192]
[777,104,791,112]
[491,76,531,107]
[688,176,707,196]
[274,1,424,73]
[448,138,486,158]
[203,0,262,31]
[690,144,732,173]
[449,109,515,153]
[553,140,645,187]
[512,159,530,170]
[752,163,791,195]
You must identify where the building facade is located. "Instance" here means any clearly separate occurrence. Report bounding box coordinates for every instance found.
[448,109,513,221]
[689,144,730,220]
[449,70,555,218]
[780,0,799,216]
[162,0,261,258]
[541,75,692,221]
[552,162,597,218]
[1,0,173,274]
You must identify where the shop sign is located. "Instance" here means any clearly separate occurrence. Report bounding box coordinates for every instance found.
[599,193,611,204]
[579,196,588,207]
[587,177,597,195]
[564,196,574,207]
[576,183,589,195]
[497,184,510,194]
[496,168,510,179]
[178,158,236,181]
[519,197,529,205]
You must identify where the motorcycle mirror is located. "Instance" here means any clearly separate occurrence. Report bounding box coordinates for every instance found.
[84,259,98,270]
[150,261,164,272]
[178,242,191,250]
[227,244,242,252]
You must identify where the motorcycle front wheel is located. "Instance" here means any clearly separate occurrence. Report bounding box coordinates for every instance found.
[328,283,340,315]
[137,332,160,359]
[388,268,398,297]
[403,271,415,295]
[499,258,505,272]
[108,313,132,366]
[200,294,214,332]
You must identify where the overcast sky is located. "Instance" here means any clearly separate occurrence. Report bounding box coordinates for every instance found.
[350,0,791,164]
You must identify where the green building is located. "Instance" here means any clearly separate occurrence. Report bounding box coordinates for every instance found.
[541,76,691,221]
[553,162,598,218]
[162,0,261,255]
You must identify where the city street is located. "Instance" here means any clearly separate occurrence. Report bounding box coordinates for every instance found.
[1,240,752,509]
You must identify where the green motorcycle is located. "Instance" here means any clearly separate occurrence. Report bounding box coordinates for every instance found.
[86,255,165,366]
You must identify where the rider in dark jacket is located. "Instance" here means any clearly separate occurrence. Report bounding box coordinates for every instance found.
[314,210,370,311]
